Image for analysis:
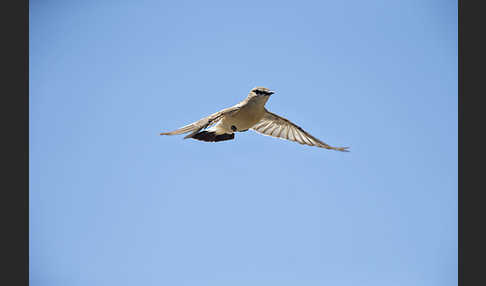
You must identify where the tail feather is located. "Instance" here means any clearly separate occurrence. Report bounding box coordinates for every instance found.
[192,131,235,142]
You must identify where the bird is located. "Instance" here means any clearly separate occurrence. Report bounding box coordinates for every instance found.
[160,87,349,151]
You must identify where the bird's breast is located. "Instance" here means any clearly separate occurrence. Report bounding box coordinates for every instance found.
[224,105,265,131]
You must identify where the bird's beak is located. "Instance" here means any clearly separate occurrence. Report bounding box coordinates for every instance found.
[268,90,275,95]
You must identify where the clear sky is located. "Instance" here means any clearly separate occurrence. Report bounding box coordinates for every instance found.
[30,0,457,285]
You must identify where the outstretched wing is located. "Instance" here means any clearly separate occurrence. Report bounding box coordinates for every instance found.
[251,109,349,151]
[160,105,242,139]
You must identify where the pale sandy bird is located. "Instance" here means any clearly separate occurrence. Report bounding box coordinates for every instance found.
[160,87,349,151]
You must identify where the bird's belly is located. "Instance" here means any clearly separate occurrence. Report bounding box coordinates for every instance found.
[224,107,264,131]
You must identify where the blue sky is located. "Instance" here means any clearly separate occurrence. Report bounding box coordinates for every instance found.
[30,1,457,285]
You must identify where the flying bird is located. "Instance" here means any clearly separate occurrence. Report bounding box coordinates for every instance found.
[160,87,349,151]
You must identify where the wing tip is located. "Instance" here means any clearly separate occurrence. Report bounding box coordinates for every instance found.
[331,146,350,152]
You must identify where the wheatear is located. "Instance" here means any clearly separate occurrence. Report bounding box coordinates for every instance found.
[160,87,349,151]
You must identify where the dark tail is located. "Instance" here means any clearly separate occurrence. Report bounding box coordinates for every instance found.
[191,131,235,142]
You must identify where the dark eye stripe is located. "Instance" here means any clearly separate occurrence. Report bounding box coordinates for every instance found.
[255,90,270,95]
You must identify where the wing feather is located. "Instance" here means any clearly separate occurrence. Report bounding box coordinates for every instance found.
[160,105,242,139]
[288,127,295,141]
[250,109,349,151]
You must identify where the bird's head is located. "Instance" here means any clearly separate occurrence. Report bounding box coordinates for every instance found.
[250,87,275,97]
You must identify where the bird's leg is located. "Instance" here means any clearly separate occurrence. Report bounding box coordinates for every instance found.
[231,125,248,132]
